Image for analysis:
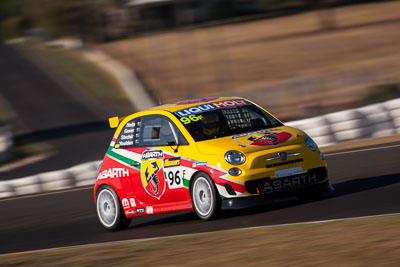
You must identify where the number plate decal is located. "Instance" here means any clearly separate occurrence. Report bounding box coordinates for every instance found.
[275,166,303,178]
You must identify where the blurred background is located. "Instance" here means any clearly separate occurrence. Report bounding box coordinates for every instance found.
[0,0,400,177]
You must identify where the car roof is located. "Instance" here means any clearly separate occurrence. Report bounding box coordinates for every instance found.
[146,96,249,113]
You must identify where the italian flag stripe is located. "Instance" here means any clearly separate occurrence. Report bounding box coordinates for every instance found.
[107,146,141,170]
[183,178,190,188]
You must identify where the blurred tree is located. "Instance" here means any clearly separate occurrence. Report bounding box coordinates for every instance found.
[0,0,23,20]
[23,0,124,40]
[0,0,26,40]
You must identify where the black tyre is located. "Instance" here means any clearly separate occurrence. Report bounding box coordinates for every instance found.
[190,172,221,220]
[96,185,131,231]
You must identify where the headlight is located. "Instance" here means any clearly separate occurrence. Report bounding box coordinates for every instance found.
[225,150,246,165]
[305,136,317,151]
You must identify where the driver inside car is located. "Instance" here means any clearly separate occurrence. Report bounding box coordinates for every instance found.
[200,112,220,139]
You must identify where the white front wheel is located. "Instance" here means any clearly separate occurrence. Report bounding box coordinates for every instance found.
[191,173,220,220]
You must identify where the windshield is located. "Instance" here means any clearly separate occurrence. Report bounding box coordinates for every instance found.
[174,102,283,141]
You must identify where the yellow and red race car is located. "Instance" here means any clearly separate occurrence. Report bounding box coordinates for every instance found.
[94,97,334,231]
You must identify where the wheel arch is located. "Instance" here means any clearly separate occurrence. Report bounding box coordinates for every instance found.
[94,183,120,205]
[188,170,221,198]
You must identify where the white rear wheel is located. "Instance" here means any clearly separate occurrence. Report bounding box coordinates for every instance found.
[96,186,131,231]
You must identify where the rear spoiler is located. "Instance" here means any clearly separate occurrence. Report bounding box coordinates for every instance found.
[108,116,126,128]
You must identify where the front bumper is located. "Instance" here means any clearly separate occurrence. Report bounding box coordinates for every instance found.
[221,178,334,210]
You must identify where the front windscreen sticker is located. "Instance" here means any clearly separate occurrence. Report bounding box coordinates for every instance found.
[180,114,203,124]
[175,99,251,117]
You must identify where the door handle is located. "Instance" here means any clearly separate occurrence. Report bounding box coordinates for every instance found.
[131,162,140,166]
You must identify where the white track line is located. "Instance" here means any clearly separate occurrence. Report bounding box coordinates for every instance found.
[2,212,400,256]
[325,143,400,156]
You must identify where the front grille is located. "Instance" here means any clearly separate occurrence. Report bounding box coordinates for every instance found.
[245,167,327,194]
[266,158,303,168]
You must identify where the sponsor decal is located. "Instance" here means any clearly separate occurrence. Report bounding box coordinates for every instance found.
[211,99,250,108]
[122,198,130,209]
[263,173,318,192]
[146,206,153,214]
[231,129,292,146]
[175,99,251,117]
[192,162,207,167]
[141,150,166,199]
[136,208,145,213]
[142,150,164,160]
[175,103,216,117]
[130,198,136,207]
[97,168,129,179]
[164,157,181,168]
[126,210,134,215]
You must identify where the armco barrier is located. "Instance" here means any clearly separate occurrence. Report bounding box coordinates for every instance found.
[0,160,102,199]
[1,98,400,199]
[286,98,400,145]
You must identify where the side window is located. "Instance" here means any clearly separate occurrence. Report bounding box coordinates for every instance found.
[115,118,141,148]
[139,115,188,147]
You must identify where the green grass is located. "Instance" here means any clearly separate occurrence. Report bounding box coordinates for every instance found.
[1,214,400,266]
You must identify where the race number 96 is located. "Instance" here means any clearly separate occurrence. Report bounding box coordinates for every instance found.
[167,170,185,189]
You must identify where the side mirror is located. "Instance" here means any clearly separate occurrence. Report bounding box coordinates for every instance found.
[167,141,179,152]
[167,141,177,146]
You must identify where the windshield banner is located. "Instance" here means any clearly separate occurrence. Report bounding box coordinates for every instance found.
[175,99,251,117]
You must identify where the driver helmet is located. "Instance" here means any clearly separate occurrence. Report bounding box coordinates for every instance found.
[201,112,220,137]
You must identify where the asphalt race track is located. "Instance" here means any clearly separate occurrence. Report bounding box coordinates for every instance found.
[0,44,118,180]
[1,145,399,254]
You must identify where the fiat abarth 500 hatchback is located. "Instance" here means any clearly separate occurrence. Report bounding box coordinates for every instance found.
[94,97,334,231]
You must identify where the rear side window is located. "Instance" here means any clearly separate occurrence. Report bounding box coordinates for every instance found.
[139,115,188,147]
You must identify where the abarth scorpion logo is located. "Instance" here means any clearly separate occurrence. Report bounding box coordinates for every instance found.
[247,134,279,145]
[144,162,160,195]
[141,150,166,199]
